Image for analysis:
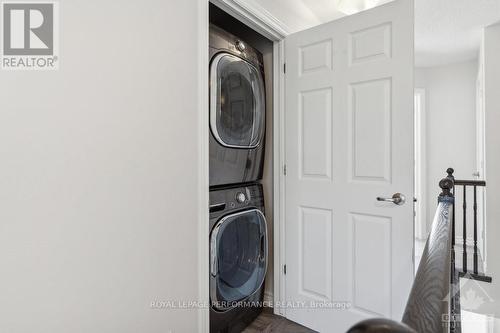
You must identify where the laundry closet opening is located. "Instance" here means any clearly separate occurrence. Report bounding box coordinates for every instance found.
[208,3,276,332]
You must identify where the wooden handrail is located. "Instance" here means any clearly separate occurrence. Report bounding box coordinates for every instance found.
[402,178,454,332]
[347,174,456,333]
[453,179,486,186]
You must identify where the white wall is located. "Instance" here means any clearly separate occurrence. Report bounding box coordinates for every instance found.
[481,21,500,316]
[415,61,478,234]
[0,1,205,332]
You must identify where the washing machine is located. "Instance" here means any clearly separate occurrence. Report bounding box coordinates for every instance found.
[209,184,267,332]
[209,24,266,187]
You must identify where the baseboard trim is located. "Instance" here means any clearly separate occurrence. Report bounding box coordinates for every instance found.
[264,291,274,304]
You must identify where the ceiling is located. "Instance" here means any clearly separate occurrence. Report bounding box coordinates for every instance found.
[250,0,500,67]
[415,0,500,67]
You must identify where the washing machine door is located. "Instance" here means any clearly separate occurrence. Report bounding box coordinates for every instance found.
[210,209,267,310]
[210,53,265,149]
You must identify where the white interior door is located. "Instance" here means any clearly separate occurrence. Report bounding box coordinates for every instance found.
[284,1,414,331]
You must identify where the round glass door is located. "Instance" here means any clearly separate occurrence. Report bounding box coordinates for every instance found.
[210,209,267,310]
[210,53,265,148]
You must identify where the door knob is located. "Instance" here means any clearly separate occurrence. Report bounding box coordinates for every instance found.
[376,193,406,205]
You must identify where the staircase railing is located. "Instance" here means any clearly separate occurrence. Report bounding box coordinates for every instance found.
[446,168,491,282]
[347,171,458,333]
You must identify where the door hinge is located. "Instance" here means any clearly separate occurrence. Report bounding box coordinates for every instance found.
[283,264,287,275]
[283,63,286,74]
[283,164,287,175]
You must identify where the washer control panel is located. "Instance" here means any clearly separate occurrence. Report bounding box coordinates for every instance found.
[209,184,263,217]
[235,192,247,203]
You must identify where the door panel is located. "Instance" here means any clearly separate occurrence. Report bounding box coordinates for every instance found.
[299,207,333,301]
[350,78,392,182]
[300,40,333,74]
[299,88,333,180]
[351,213,392,317]
[284,1,414,331]
[349,23,392,64]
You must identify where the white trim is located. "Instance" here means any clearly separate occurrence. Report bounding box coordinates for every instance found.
[198,0,210,332]
[475,45,487,270]
[414,88,427,240]
[479,32,488,273]
[273,39,286,316]
[264,290,274,303]
[210,0,290,40]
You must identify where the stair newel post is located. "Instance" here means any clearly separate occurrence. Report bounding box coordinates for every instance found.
[439,178,454,199]
[446,168,455,248]
[446,168,456,281]
[439,177,457,333]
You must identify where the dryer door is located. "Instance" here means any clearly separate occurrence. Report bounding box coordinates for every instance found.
[210,209,267,310]
[210,53,265,149]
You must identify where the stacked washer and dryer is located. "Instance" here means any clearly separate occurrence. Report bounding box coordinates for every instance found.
[209,24,268,333]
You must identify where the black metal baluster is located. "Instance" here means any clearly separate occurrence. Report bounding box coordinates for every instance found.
[449,177,491,282]
[463,185,467,273]
[473,185,478,275]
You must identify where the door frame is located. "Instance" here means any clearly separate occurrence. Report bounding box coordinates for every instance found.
[475,51,487,269]
[199,1,289,331]
[198,1,210,332]
[414,88,427,240]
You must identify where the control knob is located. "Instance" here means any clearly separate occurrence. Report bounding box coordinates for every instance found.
[235,40,246,52]
[236,192,246,203]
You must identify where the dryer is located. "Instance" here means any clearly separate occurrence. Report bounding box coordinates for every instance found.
[209,184,267,332]
[209,24,266,187]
